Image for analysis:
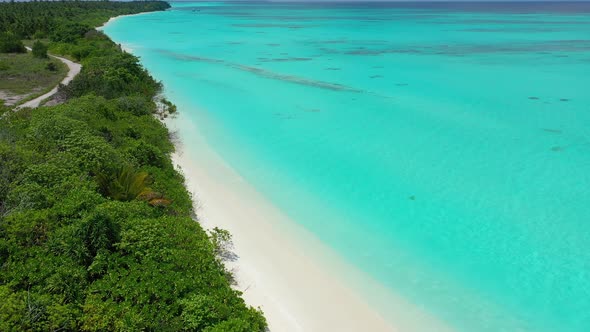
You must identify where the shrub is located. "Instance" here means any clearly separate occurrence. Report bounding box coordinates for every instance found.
[32,31,47,39]
[32,40,48,58]
[0,32,25,53]
[96,165,152,202]
[64,53,162,99]
[79,211,120,258]
[50,22,90,43]
[45,62,57,71]
[208,227,234,260]
[116,96,154,116]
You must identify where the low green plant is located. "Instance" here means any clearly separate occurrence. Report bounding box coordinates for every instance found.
[96,165,152,202]
[0,32,25,53]
[0,53,67,95]
[45,62,57,71]
[31,40,48,58]
[209,227,234,258]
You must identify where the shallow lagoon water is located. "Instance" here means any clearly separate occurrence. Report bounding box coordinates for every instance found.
[103,2,590,331]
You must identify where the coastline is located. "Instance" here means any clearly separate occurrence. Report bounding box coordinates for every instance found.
[13,1,586,331]
[100,10,454,332]
[165,112,453,332]
[96,12,150,30]
[167,114,395,331]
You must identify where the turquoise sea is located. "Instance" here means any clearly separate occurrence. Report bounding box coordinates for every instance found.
[102,2,590,331]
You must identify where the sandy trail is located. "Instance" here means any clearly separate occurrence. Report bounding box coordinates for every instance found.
[16,47,81,109]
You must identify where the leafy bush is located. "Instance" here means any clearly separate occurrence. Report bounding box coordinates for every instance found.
[32,40,48,58]
[0,32,25,53]
[64,53,162,99]
[79,211,121,258]
[209,227,234,259]
[96,165,152,201]
[0,1,170,39]
[116,95,155,116]
[51,22,91,43]
[45,61,58,72]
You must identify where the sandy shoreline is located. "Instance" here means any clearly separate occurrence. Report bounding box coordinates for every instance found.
[100,11,452,332]
[165,113,454,332]
[167,115,395,331]
[96,12,149,30]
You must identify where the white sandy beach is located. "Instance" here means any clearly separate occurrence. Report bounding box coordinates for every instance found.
[97,12,452,332]
[96,12,150,30]
[166,114,453,332]
[99,12,453,332]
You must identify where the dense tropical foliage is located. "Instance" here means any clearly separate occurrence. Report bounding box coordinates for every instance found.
[0,31,25,53]
[31,40,48,59]
[0,1,267,331]
[0,1,170,39]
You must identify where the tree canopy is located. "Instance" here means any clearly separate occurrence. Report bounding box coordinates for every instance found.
[0,31,25,53]
[0,1,267,331]
[31,40,48,58]
[0,1,170,39]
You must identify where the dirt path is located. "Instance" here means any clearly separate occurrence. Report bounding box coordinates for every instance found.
[16,47,81,109]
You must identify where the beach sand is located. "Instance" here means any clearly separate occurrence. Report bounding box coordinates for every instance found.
[96,13,149,30]
[166,114,452,332]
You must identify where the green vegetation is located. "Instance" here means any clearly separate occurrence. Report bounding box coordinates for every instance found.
[0,1,267,331]
[31,40,48,59]
[0,32,25,53]
[63,46,163,99]
[0,52,67,96]
[0,1,170,39]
